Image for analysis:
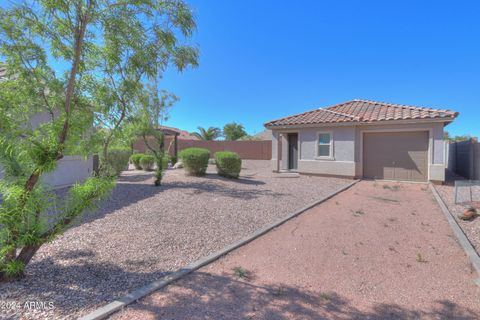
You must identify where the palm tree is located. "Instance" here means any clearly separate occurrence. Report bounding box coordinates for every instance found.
[193,126,222,140]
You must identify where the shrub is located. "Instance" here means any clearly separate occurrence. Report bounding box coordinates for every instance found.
[214,151,241,178]
[130,153,144,170]
[140,155,155,171]
[170,155,178,166]
[101,149,131,176]
[179,148,210,176]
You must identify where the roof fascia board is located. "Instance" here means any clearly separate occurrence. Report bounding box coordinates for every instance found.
[265,118,454,130]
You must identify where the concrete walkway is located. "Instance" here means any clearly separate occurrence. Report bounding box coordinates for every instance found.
[113,181,480,320]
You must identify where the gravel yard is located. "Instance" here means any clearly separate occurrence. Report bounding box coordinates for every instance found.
[114,181,480,320]
[0,160,350,319]
[435,176,480,256]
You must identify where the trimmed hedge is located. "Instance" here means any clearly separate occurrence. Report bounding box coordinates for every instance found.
[140,154,155,171]
[214,151,241,178]
[102,149,131,176]
[179,147,210,176]
[130,153,144,170]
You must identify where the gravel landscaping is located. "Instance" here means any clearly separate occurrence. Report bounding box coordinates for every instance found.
[114,181,480,320]
[0,160,350,319]
[435,174,480,256]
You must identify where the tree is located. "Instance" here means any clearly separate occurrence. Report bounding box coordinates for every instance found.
[0,0,198,281]
[444,131,474,142]
[193,127,222,140]
[223,122,247,141]
[136,79,178,186]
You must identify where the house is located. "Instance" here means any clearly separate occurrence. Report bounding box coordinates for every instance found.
[132,125,199,156]
[264,99,458,183]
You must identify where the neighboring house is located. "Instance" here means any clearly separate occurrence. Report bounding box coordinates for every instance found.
[0,64,93,189]
[132,125,199,156]
[252,130,272,141]
[264,99,458,183]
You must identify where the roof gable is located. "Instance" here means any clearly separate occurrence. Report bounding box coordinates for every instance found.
[265,99,458,127]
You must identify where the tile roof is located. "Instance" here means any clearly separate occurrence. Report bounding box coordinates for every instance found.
[265,99,458,127]
[156,125,199,140]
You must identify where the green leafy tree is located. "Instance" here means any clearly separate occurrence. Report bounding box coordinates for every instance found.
[444,131,474,143]
[193,126,222,140]
[0,0,198,281]
[136,79,179,186]
[223,122,247,141]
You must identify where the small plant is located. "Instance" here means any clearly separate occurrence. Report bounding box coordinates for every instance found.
[416,253,428,263]
[140,155,155,171]
[179,148,210,176]
[353,209,365,217]
[320,292,331,300]
[130,153,144,170]
[272,286,285,296]
[233,266,249,280]
[214,151,242,178]
[2,260,25,279]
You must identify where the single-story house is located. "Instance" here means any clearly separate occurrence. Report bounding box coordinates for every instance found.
[132,125,199,156]
[264,99,458,183]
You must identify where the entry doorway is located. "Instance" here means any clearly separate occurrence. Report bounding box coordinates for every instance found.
[288,133,298,170]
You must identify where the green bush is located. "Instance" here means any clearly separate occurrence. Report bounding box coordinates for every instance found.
[179,147,210,176]
[101,149,131,176]
[130,153,144,170]
[140,155,155,171]
[214,151,241,178]
[170,155,178,166]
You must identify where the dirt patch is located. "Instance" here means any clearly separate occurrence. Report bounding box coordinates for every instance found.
[114,181,480,320]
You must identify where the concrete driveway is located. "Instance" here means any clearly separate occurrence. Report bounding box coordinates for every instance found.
[113,181,480,320]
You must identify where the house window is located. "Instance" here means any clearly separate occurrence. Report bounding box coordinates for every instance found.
[317,132,332,158]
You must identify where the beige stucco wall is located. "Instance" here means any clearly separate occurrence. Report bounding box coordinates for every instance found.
[0,156,93,189]
[0,111,93,188]
[270,121,447,181]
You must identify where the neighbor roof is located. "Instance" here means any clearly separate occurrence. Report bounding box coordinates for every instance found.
[264,99,458,127]
[156,125,199,140]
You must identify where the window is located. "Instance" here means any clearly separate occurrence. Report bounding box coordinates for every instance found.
[317,132,332,158]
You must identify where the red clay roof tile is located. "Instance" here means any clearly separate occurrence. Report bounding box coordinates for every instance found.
[265,99,458,127]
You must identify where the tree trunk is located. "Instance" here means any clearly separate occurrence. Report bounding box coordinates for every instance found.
[16,244,41,266]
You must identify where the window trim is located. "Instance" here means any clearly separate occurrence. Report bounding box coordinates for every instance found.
[315,131,334,160]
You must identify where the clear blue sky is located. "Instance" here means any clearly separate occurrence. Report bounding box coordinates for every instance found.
[161,0,479,137]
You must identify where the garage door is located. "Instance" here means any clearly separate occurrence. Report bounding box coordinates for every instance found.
[363,131,429,181]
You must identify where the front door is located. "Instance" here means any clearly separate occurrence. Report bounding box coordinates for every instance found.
[288,133,298,170]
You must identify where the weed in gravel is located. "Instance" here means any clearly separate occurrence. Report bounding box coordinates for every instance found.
[272,286,285,296]
[335,201,340,205]
[233,266,249,280]
[320,292,332,300]
[416,253,428,263]
[353,209,365,217]
[387,217,397,223]
[388,246,398,253]
[341,249,348,255]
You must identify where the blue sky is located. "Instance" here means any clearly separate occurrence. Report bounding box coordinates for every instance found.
[160,0,480,137]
